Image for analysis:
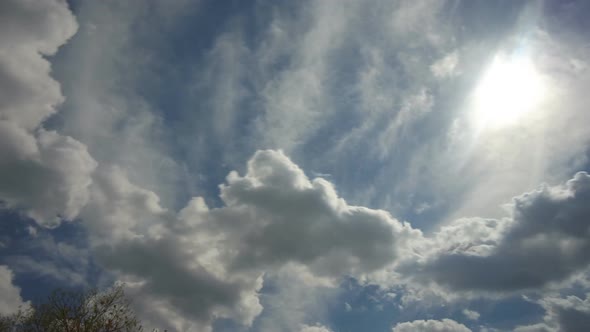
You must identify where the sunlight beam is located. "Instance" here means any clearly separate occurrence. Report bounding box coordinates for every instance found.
[472,53,545,129]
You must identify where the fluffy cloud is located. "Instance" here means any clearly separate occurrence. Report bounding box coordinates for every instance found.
[403,172,590,292]
[0,0,77,129]
[392,318,471,332]
[0,0,96,227]
[214,150,419,277]
[0,265,29,315]
[89,149,420,330]
[67,155,590,329]
[0,129,97,226]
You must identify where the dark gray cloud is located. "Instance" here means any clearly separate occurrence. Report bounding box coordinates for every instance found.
[404,172,590,292]
[97,238,243,322]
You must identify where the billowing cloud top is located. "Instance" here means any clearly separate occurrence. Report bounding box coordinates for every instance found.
[404,172,590,292]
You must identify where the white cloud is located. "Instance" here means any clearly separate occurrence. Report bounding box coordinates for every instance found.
[0,265,29,316]
[300,324,333,332]
[462,309,480,321]
[513,324,553,332]
[392,318,471,332]
[431,51,459,78]
[214,150,420,277]
[0,0,96,227]
[0,0,77,130]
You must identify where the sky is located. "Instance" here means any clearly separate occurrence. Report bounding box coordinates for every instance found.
[1,0,590,331]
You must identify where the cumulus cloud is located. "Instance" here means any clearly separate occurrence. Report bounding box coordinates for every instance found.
[403,172,590,292]
[0,0,96,227]
[88,149,421,330]
[0,265,29,315]
[0,129,97,226]
[50,153,590,329]
[0,0,77,129]
[392,318,471,332]
[214,150,419,277]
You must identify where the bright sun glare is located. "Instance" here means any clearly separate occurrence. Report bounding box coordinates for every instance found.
[473,53,545,129]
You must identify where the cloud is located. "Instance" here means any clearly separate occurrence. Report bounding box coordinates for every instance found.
[254,264,337,332]
[299,324,333,332]
[0,129,97,226]
[80,165,169,242]
[392,318,471,332]
[3,1,590,331]
[513,324,553,332]
[50,0,194,209]
[403,172,590,292]
[462,309,480,321]
[214,150,419,277]
[62,153,590,329]
[516,294,590,332]
[431,51,459,78]
[0,265,29,315]
[96,237,261,327]
[0,0,96,227]
[87,149,421,330]
[0,0,77,130]
[5,232,92,286]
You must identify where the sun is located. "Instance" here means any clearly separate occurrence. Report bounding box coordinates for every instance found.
[472,53,545,129]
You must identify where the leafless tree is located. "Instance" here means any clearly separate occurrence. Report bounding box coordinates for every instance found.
[0,285,160,332]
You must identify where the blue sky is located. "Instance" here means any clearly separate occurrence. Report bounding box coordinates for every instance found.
[2,0,590,331]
